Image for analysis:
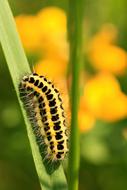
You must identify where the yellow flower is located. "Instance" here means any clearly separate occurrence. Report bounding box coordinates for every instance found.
[34,58,67,80]
[88,24,127,75]
[15,15,40,51]
[83,72,127,122]
[89,24,117,48]
[15,7,68,61]
[37,6,67,35]
[37,7,68,62]
[78,108,95,132]
[90,45,127,75]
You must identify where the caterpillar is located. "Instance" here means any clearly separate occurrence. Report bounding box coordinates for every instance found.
[19,73,69,162]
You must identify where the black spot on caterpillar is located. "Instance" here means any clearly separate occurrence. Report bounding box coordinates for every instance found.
[19,73,69,163]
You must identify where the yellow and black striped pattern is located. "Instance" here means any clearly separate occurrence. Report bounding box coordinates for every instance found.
[19,73,68,161]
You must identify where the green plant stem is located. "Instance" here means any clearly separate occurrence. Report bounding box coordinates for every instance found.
[0,1,67,190]
[68,0,83,190]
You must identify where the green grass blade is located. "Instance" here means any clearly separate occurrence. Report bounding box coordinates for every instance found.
[0,0,68,189]
[68,0,83,190]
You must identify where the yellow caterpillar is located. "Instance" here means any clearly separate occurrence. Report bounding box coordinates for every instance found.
[19,73,69,162]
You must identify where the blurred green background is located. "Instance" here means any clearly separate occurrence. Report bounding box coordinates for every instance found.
[1,0,127,190]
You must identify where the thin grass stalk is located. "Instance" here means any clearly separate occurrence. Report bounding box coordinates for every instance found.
[68,0,83,190]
